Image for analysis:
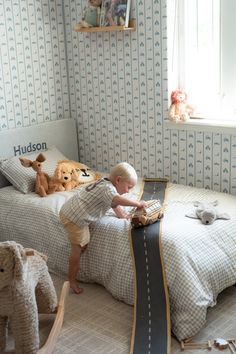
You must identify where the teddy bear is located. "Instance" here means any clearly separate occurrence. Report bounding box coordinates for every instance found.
[19,153,59,197]
[53,160,101,191]
[168,89,194,122]
[185,201,230,225]
[0,241,58,354]
[78,0,102,28]
[53,161,78,191]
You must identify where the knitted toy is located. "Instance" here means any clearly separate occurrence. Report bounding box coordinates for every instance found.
[0,241,58,354]
[185,201,230,225]
[168,90,194,122]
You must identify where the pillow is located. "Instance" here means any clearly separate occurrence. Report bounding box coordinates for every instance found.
[0,173,11,188]
[0,147,68,194]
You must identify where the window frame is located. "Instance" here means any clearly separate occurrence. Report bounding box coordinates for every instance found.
[167,0,236,126]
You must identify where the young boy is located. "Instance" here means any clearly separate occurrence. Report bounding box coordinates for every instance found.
[60,162,147,294]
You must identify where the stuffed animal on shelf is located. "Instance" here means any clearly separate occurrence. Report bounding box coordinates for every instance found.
[19,153,58,197]
[0,241,58,354]
[78,0,102,28]
[168,89,194,122]
[185,200,230,225]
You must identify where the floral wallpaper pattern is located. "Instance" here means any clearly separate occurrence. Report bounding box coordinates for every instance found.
[0,0,236,194]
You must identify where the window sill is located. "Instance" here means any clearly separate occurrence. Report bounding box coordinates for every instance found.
[165,118,236,135]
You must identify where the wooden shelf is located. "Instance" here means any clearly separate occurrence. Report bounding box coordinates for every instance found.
[74,19,136,33]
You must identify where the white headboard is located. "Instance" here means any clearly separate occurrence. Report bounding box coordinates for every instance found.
[0,119,79,188]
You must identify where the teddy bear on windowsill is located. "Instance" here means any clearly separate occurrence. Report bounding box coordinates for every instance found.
[168,89,194,123]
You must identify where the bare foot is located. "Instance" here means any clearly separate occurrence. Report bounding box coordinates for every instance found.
[70,282,83,294]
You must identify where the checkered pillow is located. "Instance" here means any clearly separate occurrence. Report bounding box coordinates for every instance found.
[0,146,68,194]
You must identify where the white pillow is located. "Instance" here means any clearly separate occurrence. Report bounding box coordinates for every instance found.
[0,147,68,194]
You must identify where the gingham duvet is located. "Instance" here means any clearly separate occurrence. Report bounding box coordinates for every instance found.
[0,181,236,340]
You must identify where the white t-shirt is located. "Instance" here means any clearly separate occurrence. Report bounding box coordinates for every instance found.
[60,178,118,227]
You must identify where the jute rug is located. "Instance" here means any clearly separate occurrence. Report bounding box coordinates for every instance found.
[5,275,236,354]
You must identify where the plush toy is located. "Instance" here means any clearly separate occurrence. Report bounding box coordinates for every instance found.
[19,153,58,197]
[168,90,194,122]
[78,0,102,28]
[0,241,58,354]
[53,161,78,191]
[71,168,102,188]
[185,201,230,225]
[54,160,102,190]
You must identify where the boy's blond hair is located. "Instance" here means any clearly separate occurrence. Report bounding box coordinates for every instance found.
[110,162,137,183]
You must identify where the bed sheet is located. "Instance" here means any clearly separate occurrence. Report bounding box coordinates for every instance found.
[0,182,236,340]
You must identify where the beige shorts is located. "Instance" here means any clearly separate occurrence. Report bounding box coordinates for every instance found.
[60,212,90,247]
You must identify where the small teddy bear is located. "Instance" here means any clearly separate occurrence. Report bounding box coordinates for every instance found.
[168,90,194,122]
[79,0,102,28]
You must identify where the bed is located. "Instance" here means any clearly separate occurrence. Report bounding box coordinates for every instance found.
[1,119,236,341]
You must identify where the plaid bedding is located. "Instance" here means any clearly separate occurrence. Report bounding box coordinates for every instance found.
[0,181,236,340]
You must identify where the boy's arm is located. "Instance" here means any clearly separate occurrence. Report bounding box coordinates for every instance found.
[112,195,147,209]
[113,205,131,220]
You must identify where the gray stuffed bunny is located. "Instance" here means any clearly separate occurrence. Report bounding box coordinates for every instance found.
[185,200,230,225]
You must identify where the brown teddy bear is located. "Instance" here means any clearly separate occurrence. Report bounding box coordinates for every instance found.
[168,90,194,122]
[53,160,102,191]
[52,161,78,191]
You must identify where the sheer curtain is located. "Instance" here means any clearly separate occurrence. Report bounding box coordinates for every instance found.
[168,0,236,120]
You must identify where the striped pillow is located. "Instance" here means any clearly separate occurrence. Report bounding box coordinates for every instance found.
[0,146,67,194]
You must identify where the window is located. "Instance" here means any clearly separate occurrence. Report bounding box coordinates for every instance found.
[168,0,236,121]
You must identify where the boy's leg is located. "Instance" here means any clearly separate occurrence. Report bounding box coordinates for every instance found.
[68,243,83,294]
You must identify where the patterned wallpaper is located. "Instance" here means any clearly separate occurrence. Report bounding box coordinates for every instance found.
[0,0,70,130]
[0,0,236,194]
[66,0,166,178]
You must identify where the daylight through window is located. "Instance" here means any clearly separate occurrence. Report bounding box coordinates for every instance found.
[168,0,236,121]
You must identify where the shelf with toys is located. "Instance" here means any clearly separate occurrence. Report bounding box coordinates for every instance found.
[74,0,135,33]
[74,19,135,33]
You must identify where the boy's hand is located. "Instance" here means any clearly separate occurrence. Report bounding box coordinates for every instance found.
[114,205,131,219]
[137,200,148,209]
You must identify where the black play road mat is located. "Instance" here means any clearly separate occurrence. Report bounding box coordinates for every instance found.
[130,178,171,354]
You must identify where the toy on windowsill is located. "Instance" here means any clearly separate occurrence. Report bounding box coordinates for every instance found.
[77,0,102,29]
[168,89,194,123]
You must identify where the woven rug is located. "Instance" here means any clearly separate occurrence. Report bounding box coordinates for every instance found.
[5,275,236,353]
